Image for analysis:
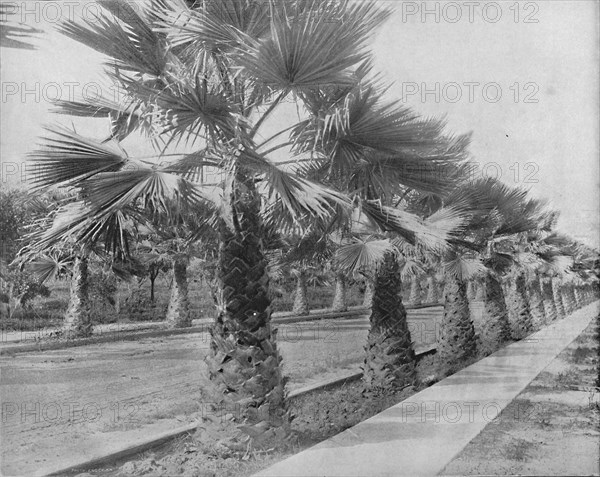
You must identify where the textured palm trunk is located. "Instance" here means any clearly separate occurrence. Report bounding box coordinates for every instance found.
[559,284,572,315]
[363,277,375,307]
[408,276,422,306]
[527,275,546,328]
[437,279,445,300]
[565,284,578,313]
[425,276,437,304]
[573,286,582,309]
[474,278,485,301]
[437,272,477,373]
[292,271,309,316]
[467,280,476,300]
[506,271,533,340]
[540,277,558,322]
[363,252,416,394]
[551,278,566,319]
[166,257,191,328]
[331,272,348,312]
[63,256,92,338]
[207,174,287,446]
[478,271,511,355]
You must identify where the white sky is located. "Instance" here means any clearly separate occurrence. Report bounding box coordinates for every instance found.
[1,0,598,247]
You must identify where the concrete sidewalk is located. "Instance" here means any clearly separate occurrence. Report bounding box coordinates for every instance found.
[256,301,599,477]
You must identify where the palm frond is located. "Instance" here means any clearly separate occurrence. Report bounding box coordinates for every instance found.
[162,149,224,182]
[122,76,238,146]
[360,201,465,252]
[234,1,390,91]
[27,126,128,188]
[444,253,486,281]
[0,5,43,50]
[153,0,269,53]
[80,168,220,219]
[52,93,147,142]
[26,254,72,283]
[239,148,351,223]
[57,1,166,76]
[399,257,425,281]
[335,238,394,274]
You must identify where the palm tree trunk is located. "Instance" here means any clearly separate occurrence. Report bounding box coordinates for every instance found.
[506,271,533,340]
[474,278,485,301]
[408,276,422,306]
[437,272,477,373]
[292,271,309,315]
[363,277,375,307]
[467,280,476,300]
[563,284,577,314]
[527,275,546,328]
[437,279,445,299]
[478,271,511,355]
[573,286,582,309]
[331,271,348,312]
[166,257,191,328]
[540,277,558,322]
[63,256,92,338]
[207,174,287,444]
[425,276,437,304]
[363,251,416,394]
[551,277,566,319]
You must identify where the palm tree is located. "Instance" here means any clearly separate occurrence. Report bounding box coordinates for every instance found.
[437,250,480,370]
[331,270,349,312]
[477,185,552,349]
[408,274,423,306]
[526,269,546,329]
[507,269,534,339]
[25,0,474,440]
[362,247,416,393]
[279,229,332,315]
[425,275,438,304]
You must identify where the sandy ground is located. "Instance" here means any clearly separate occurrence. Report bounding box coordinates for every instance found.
[0,307,447,476]
[441,317,600,476]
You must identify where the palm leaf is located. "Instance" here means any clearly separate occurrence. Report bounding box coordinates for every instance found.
[26,254,72,283]
[27,126,128,188]
[153,0,269,52]
[234,1,391,91]
[237,147,351,222]
[360,201,465,251]
[399,257,425,281]
[51,93,147,142]
[444,253,486,281]
[57,1,166,76]
[122,76,238,146]
[0,5,43,50]
[335,238,394,274]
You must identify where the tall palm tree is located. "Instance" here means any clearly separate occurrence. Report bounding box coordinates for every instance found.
[24,0,472,440]
[437,250,481,370]
[362,246,416,393]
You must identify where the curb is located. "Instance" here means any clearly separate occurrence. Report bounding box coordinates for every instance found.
[39,344,438,476]
[1,305,443,355]
[45,423,199,476]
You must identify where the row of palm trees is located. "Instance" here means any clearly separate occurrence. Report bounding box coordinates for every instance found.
[16,0,598,447]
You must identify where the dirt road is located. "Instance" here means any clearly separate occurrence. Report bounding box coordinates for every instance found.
[0,307,446,476]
